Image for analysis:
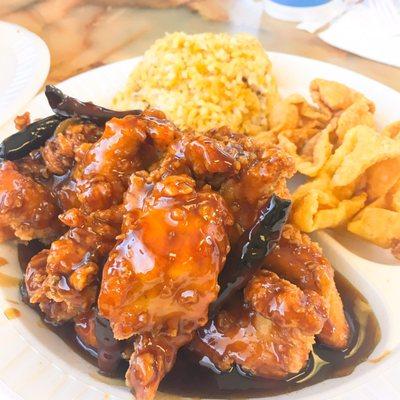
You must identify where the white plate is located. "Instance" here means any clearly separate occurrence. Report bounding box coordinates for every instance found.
[1,53,400,400]
[0,21,50,129]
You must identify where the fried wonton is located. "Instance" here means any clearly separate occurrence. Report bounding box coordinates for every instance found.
[348,178,400,257]
[257,77,400,258]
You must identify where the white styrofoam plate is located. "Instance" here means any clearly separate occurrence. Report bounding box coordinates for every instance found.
[0,21,50,129]
[0,53,400,400]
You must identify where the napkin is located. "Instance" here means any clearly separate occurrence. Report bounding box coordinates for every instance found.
[299,1,400,68]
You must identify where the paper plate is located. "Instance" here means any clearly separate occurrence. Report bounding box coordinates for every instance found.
[0,21,50,129]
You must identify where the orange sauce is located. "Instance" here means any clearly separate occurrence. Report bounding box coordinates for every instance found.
[0,272,20,288]
[4,307,21,320]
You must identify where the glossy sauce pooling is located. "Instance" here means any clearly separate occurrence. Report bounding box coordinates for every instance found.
[18,242,380,399]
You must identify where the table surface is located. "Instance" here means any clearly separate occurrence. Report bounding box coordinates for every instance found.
[1,0,399,91]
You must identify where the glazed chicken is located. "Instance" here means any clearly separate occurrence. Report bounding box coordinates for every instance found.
[190,225,350,377]
[58,110,177,213]
[41,119,101,176]
[25,206,122,322]
[96,127,297,399]
[0,110,176,245]
[191,270,327,379]
[98,174,232,339]
[99,173,232,335]
[0,161,61,242]
[25,111,178,323]
[151,127,295,241]
[127,332,192,400]
[65,112,174,212]
[0,119,102,243]
[0,90,352,400]
[0,118,111,241]
[99,173,232,399]
[265,224,350,349]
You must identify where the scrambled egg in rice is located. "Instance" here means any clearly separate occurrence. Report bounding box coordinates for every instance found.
[113,32,278,135]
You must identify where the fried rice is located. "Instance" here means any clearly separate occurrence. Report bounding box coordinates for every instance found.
[113,32,278,135]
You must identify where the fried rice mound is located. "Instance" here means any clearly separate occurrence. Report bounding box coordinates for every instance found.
[113,32,278,135]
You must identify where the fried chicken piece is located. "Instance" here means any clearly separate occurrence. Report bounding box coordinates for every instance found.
[14,121,102,212]
[69,111,177,213]
[25,206,122,322]
[184,128,250,185]
[13,119,101,182]
[0,121,102,216]
[126,333,191,400]
[192,304,313,379]
[41,119,101,176]
[15,151,51,182]
[264,224,350,349]
[244,270,327,336]
[99,173,232,338]
[24,112,179,322]
[25,248,97,322]
[145,128,243,184]
[219,146,295,241]
[155,127,295,242]
[191,270,326,379]
[0,161,61,242]
[185,136,237,178]
[99,173,232,399]
[69,117,145,212]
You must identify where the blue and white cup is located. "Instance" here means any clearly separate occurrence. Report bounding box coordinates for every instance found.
[264,0,343,22]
